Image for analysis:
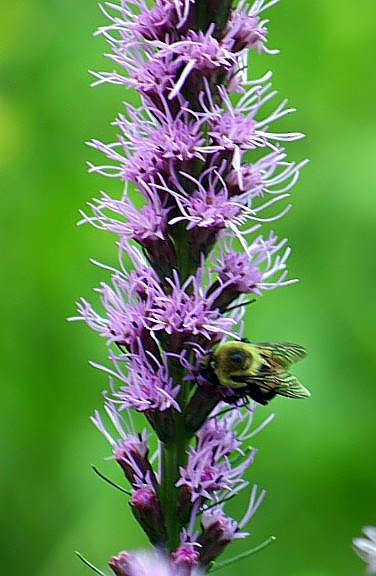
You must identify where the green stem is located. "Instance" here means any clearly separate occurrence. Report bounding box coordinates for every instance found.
[174,223,195,285]
[160,416,190,552]
[209,536,277,572]
[158,181,209,548]
[159,354,192,551]
[160,440,179,551]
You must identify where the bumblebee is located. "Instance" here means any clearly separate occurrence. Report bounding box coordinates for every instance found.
[199,340,310,405]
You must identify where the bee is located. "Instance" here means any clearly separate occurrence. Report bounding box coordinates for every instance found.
[199,339,310,406]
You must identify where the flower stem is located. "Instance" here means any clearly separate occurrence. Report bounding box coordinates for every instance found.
[160,418,190,552]
[160,439,179,551]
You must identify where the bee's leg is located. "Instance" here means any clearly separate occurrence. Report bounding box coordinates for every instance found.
[237,395,249,408]
[208,405,237,419]
[207,390,247,418]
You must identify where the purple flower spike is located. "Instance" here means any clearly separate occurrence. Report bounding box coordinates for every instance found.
[76,0,307,570]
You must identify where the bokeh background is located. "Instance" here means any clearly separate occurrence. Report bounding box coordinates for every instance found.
[1,1,375,575]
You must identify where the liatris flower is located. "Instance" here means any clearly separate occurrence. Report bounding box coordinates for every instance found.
[73,0,307,572]
[353,527,376,574]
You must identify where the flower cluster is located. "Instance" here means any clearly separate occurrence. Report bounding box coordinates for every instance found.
[110,550,203,576]
[353,527,376,574]
[75,0,306,573]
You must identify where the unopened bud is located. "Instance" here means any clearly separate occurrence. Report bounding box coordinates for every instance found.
[198,510,238,565]
[130,488,167,545]
[172,543,201,576]
[109,551,135,576]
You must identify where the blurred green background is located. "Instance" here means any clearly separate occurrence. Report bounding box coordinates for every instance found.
[1,1,375,575]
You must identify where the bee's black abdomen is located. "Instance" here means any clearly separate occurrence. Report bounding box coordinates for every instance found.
[244,383,278,405]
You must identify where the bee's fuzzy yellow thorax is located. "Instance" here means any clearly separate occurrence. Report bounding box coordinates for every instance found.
[211,341,264,389]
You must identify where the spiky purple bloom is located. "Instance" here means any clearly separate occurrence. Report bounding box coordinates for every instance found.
[74,0,306,571]
[176,413,257,502]
[353,527,376,574]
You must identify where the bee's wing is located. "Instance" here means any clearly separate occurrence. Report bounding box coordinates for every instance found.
[257,342,307,368]
[276,372,311,399]
[242,373,280,394]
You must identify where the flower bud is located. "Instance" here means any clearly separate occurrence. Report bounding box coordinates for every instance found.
[172,543,201,576]
[198,510,238,565]
[114,435,157,491]
[109,551,135,576]
[130,488,167,545]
